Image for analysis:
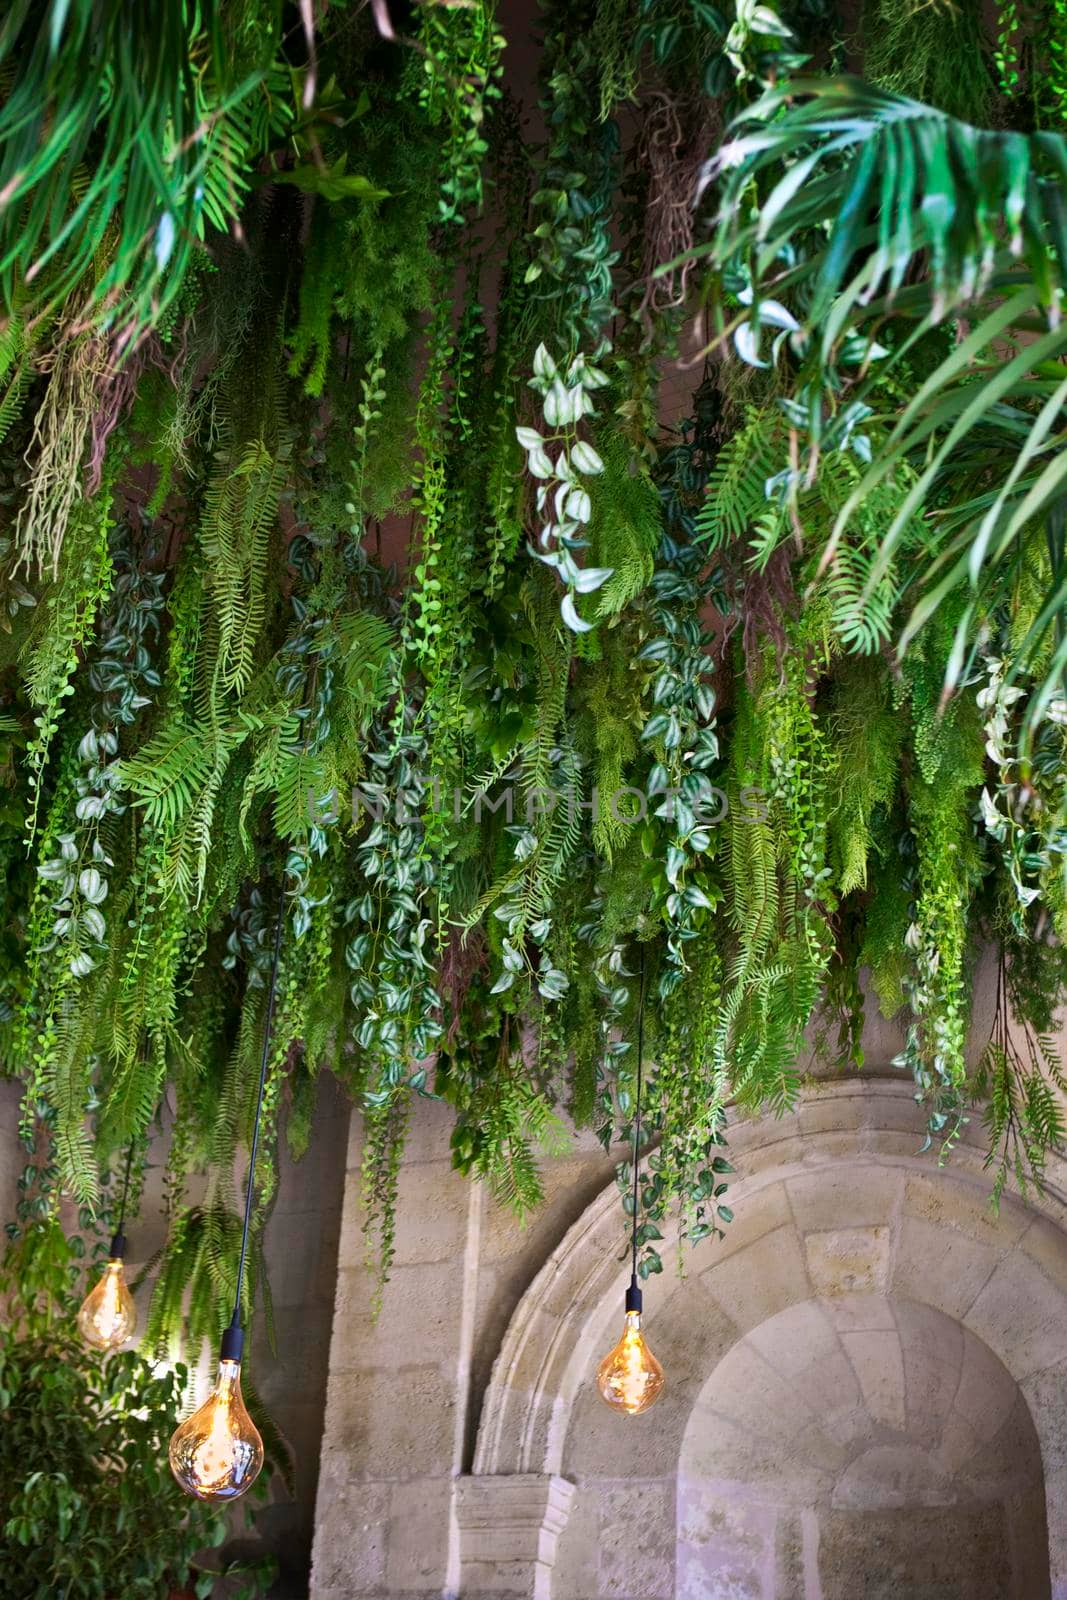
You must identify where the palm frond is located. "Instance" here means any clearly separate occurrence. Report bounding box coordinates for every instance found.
[696,77,1067,748]
[0,1,293,342]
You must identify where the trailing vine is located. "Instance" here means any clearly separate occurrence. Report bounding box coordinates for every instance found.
[0,0,1064,1381]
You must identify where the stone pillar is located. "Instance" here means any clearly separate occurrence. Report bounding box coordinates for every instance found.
[455,1473,575,1598]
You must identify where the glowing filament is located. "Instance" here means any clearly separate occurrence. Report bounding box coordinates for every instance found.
[169,1360,264,1502]
[596,1311,665,1415]
[77,1259,137,1351]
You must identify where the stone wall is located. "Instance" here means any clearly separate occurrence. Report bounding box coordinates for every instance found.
[310,1073,1067,1600]
[309,1096,620,1599]
[229,1074,349,1595]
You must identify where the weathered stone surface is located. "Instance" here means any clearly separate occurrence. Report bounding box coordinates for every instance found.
[702,1223,810,1331]
[332,1260,467,1369]
[385,1477,453,1591]
[818,1504,1014,1599]
[312,1083,1067,1600]
[310,1480,390,1592]
[804,1226,891,1297]
[967,1253,1067,1379]
[786,1165,903,1234]
[321,1364,455,1480]
[891,1214,1000,1319]
[841,1329,906,1430]
[596,1480,674,1598]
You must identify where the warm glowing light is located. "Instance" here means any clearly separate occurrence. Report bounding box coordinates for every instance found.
[596,1311,665,1415]
[169,1359,264,1502]
[77,1258,137,1351]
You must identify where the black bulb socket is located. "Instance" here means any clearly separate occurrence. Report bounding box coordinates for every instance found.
[220,1321,245,1364]
[109,1232,127,1260]
[625,1276,643,1315]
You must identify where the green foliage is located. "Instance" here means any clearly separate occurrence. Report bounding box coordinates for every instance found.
[0,0,1064,1402]
[0,1169,273,1599]
[861,0,994,121]
[699,76,1067,746]
[0,1,294,341]
[414,0,505,222]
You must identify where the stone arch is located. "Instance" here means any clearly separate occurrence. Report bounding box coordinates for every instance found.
[675,1297,1048,1599]
[467,1079,1067,1599]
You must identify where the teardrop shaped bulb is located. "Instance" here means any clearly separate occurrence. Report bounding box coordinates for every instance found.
[596,1311,665,1415]
[77,1258,137,1351]
[169,1359,264,1502]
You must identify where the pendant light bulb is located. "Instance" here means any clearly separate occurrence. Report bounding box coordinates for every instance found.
[595,947,663,1414]
[77,1236,136,1351]
[169,897,281,1502]
[596,1282,664,1415]
[169,1323,263,1502]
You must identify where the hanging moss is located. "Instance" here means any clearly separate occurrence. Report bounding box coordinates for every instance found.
[861,0,995,122]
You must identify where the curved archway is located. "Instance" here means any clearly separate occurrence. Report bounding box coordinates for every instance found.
[470,1079,1067,1599]
[676,1297,1048,1599]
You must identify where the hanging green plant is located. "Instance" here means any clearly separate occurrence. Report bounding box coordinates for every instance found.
[0,0,1064,1374]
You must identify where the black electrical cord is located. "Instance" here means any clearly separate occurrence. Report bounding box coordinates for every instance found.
[109,1136,137,1259]
[222,895,285,1363]
[626,944,647,1316]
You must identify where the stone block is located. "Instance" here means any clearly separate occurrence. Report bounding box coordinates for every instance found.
[710,1339,815,1448]
[805,1227,891,1298]
[966,1394,1045,1501]
[841,1330,905,1430]
[1022,1363,1067,1472]
[1002,1487,1053,1600]
[485,1299,562,1400]
[675,1491,776,1600]
[711,1182,795,1264]
[455,1474,574,1597]
[786,1164,903,1234]
[782,1417,850,1483]
[1021,1213,1067,1298]
[321,1363,455,1480]
[702,1223,810,1333]
[332,1261,466,1369]
[774,1509,807,1599]
[822,1292,896,1332]
[895,1302,963,1414]
[642,1275,741,1391]
[681,1409,795,1490]
[747,1298,838,1379]
[347,1095,456,1173]
[385,1476,453,1591]
[310,1479,391,1593]
[481,1155,612,1267]
[788,1347,864,1422]
[1044,1464,1067,1593]
[596,1479,674,1599]
[817,1503,1013,1600]
[951,1325,1018,1444]
[551,1486,600,1598]
[891,1215,999,1320]
[794,1093,868,1140]
[903,1172,1028,1249]
[832,1442,953,1511]
[565,1373,688,1479]
[933,1408,984,1480]
[390,1159,473,1266]
[677,1481,779,1546]
[966,1253,1067,1379]
[675,1554,764,1600]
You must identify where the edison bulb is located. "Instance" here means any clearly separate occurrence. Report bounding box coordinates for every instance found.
[596,1311,665,1414]
[169,1359,264,1502]
[77,1258,137,1351]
